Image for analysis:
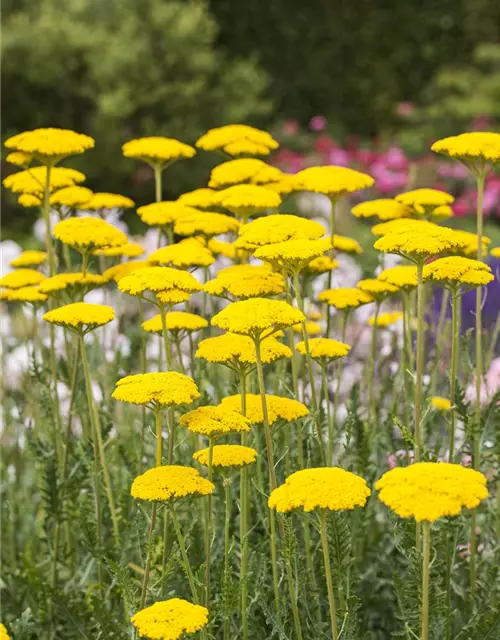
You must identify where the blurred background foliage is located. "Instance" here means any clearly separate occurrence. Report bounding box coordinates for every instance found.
[2,0,500,236]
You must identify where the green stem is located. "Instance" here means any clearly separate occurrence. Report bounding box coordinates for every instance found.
[332,312,348,435]
[368,302,380,425]
[402,292,411,431]
[139,503,158,609]
[486,310,500,371]
[421,522,431,640]
[322,364,334,465]
[285,543,304,640]
[159,302,173,370]
[161,406,175,595]
[204,439,214,608]
[138,300,147,474]
[224,480,231,640]
[449,289,459,462]
[320,510,339,640]
[43,164,56,276]
[154,164,163,248]
[415,262,425,463]
[155,403,162,467]
[81,252,89,278]
[326,197,337,337]
[239,369,250,640]
[170,507,199,603]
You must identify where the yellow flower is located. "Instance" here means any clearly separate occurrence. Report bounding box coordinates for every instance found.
[196,332,292,366]
[95,243,145,258]
[431,132,500,163]
[43,302,114,331]
[491,247,500,258]
[17,193,42,208]
[209,158,283,189]
[213,184,281,219]
[118,266,201,298]
[83,192,135,210]
[6,151,32,166]
[196,125,278,156]
[357,278,399,301]
[53,217,127,251]
[374,226,467,261]
[269,467,371,513]
[103,261,150,283]
[293,321,322,336]
[10,250,47,268]
[318,287,373,309]
[332,235,362,254]
[49,186,93,208]
[423,256,493,288]
[177,188,219,210]
[378,266,418,290]
[235,214,325,250]
[204,265,285,300]
[142,311,208,335]
[174,212,240,239]
[431,396,452,411]
[395,188,454,209]
[4,127,94,162]
[122,137,196,164]
[431,205,454,220]
[39,273,107,296]
[180,405,250,437]
[112,372,200,407]
[264,173,296,195]
[156,289,192,305]
[207,238,239,260]
[131,598,209,640]
[376,462,488,522]
[451,230,491,257]
[371,218,436,237]
[0,623,11,640]
[148,240,214,269]
[3,166,85,195]
[220,393,309,425]
[254,238,332,274]
[137,202,199,227]
[193,444,258,469]
[351,199,411,221]
[296,337,350,361]
[304,256,339,275]
[131,466,214,503]
[212,297,305,340]
[294,165,374,196]
[0,286,47,304]
[0,269,46,289]
[368,311,404,327]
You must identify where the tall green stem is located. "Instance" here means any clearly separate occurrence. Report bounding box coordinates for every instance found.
[138,300,148,473]
[139,503,158,609]
[322,364,334,465]
[159,302,173,370]
[155,403,162,467]
[43,164,55,276]
[326,197,337,337]
[402,292,411,431]
[449,289,459,462]
[204,439,215,608]
[170,507,199,603]
[285,545,304,640]
[320,510,339,640]
[223,480,232,640]
[239,369,250,640]
[415,262,425,463]
[154,164,163,248]
[368,302,380,426]
[421,522,431,640]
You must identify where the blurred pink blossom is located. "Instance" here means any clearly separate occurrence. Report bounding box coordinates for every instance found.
[465,357,500,405]
[396,102,415,117]
[309,115,327,132]
[283,120,299,136]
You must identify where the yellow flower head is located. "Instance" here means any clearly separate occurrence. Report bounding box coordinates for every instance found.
[112,372,200,407]
[431,205,454,220]
[177,188,219,210]
[304,256,339,275]
[296,337,350,361]
[131,466,214,504]
[18,193,42,208]
[103,261,150,283]
[395,189,454,210]
[357,278,399,301]
[122,137,196,164]
[254,238,331,274]
[332,235,362,254]
[209,158,283,189]
[118,266,201,298]
[3,166,85,195]
[193,444,258,469]
[131,598,209,640]
[49,186,93,208]
[294,165,374,197]
[451,230,491,257]
[0,269,46,289]
[39,273,107,297]
[431,132,500,164]
[423,256,493,288]
[10,250,47,268]
[292,321,322,336]
[95,242,145,258]
[378,266,418,290]
[219,393,309,425]
[196,332,292,366]
[142,311,208,335]
[213,184,281,219]
[53,217,127,252]
[318,287,373,309]
[43,302,114,331]
[180,405,250,437]
[156,289,192,305]
[4,128,94,162]
[0,623,11,640]
[174,212,240,239]
[264,173,296,195]
[204,265,285,300]
[491,247,500,258]
[269,467,371,513]
[376,462,488,522]
[369,311,404,327]
[83,192,135,210]
[351,199,411,221]
[212,298,305,339]
[371,218,437,238]
[148,240,214,269]
[235,214,325,250]
[431,396,452,411]
[0,286,47,304]
[207,238,239,260]
[137,202,199,227]
[374,226,467,261]
[196,125,278,156]
[6,151,32,166]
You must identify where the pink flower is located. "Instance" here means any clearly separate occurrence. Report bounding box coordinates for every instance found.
[309,115,327,132]
[387,449,414,469]
[283,120,299,136]
[396,102,415,117]
[465,357,500,405]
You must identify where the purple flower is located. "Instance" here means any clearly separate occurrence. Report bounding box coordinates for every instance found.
[309,115,327,132]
